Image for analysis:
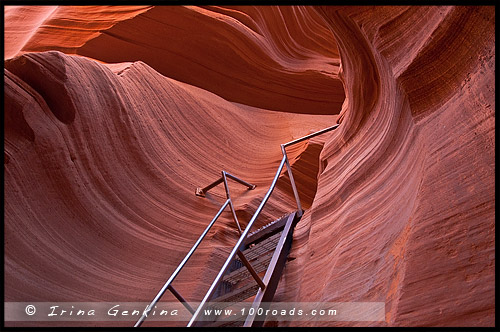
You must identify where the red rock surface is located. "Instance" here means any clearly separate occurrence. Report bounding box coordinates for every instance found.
[3,5,494,327]
[5,5,344,114]
[279,6,495,327]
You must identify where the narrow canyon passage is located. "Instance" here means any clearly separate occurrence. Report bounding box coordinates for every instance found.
[3,5,495,327]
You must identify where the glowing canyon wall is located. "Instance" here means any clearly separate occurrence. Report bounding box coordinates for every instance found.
[4,5,494,327]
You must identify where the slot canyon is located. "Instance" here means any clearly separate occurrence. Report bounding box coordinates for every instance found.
[3,5,495,327]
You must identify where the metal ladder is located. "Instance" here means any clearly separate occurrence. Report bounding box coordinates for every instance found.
[134,124,339,327]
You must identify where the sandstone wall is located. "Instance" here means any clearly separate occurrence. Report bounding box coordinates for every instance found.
[3,5,494,327]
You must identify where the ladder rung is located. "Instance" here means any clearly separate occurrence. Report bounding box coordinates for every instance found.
[210,283,260,304]
[245,213,289,244]
[223,251,274,284]
[239,231,282,261]
[237,250,266,289]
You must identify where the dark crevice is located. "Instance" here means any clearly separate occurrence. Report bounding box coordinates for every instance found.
[5,51,76,125]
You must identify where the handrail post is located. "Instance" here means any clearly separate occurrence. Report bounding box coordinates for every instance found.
[167,285,195,314]
[196,177,224,197]
[280,123,339,218]
[281,145,303,218]
[222,171,243,234]
[196,172,256,197]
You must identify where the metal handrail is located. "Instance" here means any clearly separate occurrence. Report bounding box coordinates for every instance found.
[187,155,288,326]
[187,123,340,326]
[135,172,256,327]
[135,122,340,327]
[134,199,231,327]
[283,123,340,148]
[281,123,339,217]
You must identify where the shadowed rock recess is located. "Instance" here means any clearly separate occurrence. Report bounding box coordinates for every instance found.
[4,5,494,327]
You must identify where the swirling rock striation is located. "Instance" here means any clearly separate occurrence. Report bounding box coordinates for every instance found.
[279,6,494,327]
[4,49,335,327]
[4,5,344,114]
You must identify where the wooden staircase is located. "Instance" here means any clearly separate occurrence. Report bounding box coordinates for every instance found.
[196,212,300,327]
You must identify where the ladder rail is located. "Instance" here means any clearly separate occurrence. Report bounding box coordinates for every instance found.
[243,211,298,326]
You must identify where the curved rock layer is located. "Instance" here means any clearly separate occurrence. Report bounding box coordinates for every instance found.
[4,5,495,328]
[4,5,344,114]
[4,50,335,327]
[279,6,494,327]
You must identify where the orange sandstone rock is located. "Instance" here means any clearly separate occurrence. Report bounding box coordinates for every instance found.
[3,5,494,328]
[279,6,495,327]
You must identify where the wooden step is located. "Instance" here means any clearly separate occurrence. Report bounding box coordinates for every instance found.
[223,251,274,285]
[239,231,282,261]
[213,215,288,299]
[210,282,260,305]
[244,213,290,246]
